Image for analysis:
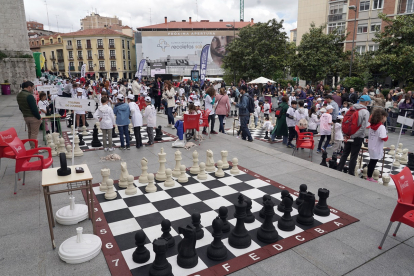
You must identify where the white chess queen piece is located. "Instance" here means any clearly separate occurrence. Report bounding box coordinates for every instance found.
[155,148,167,181]
[205,149,215,172]
[100,168,110,192]
[164,168,175,187]
[173,150,182,178]
[215,160,225,178]
[104,179,117,200]
[382,173,391,186]
[400,149,409,165]
[118,162,129,188]
[221,150,229,169]
[73,135,84,157]
[139,157,149,184]
[177,165,188,183]
[50,142,57,157]
[125,175,138,195]
[66,145,73,158]
[190,150,200,174]
[388,145,395,156]
[82,125,88,136]
[197,162,208,180]
[145,173,157,193]
[230,158,240,175]
[397,143,403,154]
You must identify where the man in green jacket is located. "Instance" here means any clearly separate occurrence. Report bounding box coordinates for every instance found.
[270,95,289,144]
[17,81,41,149]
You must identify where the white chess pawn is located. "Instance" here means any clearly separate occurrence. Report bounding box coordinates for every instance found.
[362,166,368,179]
[125,175,137,195]
[173,150,182,178]
[100,168,110,192]
[393,155,401,167]
[155,148,167,181]
[382,173,391,186]
[145,173,157,193]
[73,135,83,157]
[230,158,240,175]
[197,162,207,180]
[58,137,67,154]
[177,165,188,183]
[118,162,129,188]
[82,125,88,136]
[397,143,403,154]
[104,179,117,200]
[221,150,229,169]
[388,145,395,156]
[373,170,380,181]
[50,142,57,157]
[190,150,200,174]
[164,168,175,187]
[66,145,73,158]
[215,160,225,178]
[400,149,409,165]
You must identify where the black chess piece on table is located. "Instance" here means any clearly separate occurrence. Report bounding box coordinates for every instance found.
[91,125,102,147]
[259,194,271,218]
[149,238,173,276]
[160,219,175,248]
[278,196,295,231]
[219,206,230,233]
[257,199,279,244]
[264,131,269,140]
[320,152,328,167]
[295,184,307,205]
[277,190,293,212]
[314,188,330,217]
[207,217,228,261]
[78,134,85,146]
[57,152,71,176]
[407,153,414,170]
[228,194,251,249]
[132,230,150,263]
[177,225,198,269]
[244,197,255,223]
[296,192,316,226]
[191,213,204,240]
[154,125,163,141]
[112,127,118,138]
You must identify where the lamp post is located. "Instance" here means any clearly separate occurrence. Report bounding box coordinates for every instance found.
[349,5,357,77]
[226,20,236,85]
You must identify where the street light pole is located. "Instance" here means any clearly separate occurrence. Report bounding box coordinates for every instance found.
[349,5,358,77]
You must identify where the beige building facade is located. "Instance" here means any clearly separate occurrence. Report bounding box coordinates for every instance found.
[296,0,329,45]
[80,13,122,30]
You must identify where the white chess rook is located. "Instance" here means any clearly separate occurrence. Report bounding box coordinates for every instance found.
[100,168,110,191]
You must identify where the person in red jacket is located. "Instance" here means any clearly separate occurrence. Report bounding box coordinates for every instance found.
[367,109,388,182]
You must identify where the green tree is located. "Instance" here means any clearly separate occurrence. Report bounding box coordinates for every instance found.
[372,13,414,87]
[291,23,346,84]
[222,19,291,82]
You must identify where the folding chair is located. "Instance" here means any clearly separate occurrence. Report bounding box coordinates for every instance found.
[183,114,201,145]
[378,167,414,249]
[292,125,315,161]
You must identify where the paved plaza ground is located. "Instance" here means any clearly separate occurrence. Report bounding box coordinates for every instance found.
[1,95,413,276]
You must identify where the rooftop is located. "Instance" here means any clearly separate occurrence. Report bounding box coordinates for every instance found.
[60,28,132,37]
[138,17,254,30]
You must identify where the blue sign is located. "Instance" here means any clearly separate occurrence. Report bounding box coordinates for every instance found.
[136,59,146,82]
[199,44,210,87]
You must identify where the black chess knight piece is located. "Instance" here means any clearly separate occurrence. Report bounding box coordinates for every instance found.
[177,225,198,268]
[278,196,295,231]
[207,217,228,261]
[132,230,150,263]
[160,219,175,248]
[257,199,278,244]
[278,190,293,212]
[320,152,328,167]
[407,153,414,170]
[78,134,85,146]
[91,125,102,147]
[154,125,163,141]
[296,192,316,225]
[219,206,230,233]
[295,184,307,205]
[314,188,330,217]
[149,238,173,276]
[229,194,252,249]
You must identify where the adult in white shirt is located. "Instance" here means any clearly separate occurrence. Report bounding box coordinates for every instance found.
[132,77,142,102]
[73,87,87,130]
[127,94,143,148]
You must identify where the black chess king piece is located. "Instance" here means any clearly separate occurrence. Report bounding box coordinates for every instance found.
[177,225,198,269]
[207,217,228,261]
[229,194,252,249]
[296,192,316,225]
[132,230,150,263]
[149,238,173,276]
[314,188,330,217]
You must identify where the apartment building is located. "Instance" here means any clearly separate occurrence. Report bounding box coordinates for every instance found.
[29,34,64,73]
[80,13,122,30]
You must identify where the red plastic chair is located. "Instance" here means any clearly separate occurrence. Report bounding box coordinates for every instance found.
[0,127,38,172]
[7,137,53,194]
[379,167,414,249]
[200,109,211,138]
[183,114,201,145]
[292,125,315,161]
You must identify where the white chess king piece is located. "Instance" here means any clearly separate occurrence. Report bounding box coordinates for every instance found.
[388,145,395,156]
[397,143,403,154]
[205,149,215,172]
[382,173,391,186]
[73,135,83,157]
[230,158,240,175]
[58,137,67,154]
[66,145,73,158]
[177,165,188,183]
[145,173,157,193]
[215,160,225,178]
[82,125,88,136]
[190,150,200,174]
[373,169,380,181]
[197,162,208,180]
[125,175,138,195]
[173,150,182,178]
[104,179,117,200]
[55,196,89,225]
[100,168,110,192]
[393,155,401,167]
[400,149,409,165]
[118,162,129,188]
[221,150,229,169]
[164,168,175,187]
[139,157,149,184]
[155,148,167,181]
[50,142,57,157]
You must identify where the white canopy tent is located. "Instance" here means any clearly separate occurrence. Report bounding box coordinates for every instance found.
[247,77,275,84]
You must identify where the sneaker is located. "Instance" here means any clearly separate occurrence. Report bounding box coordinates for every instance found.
[327,144,332,148]
[126,146,130,150]
[316,149,321,153]
[109,147,114,152]
[367,177,377,183]
[120,147,126,150]
[211,131,218,134]
[287,143,295,148]
[248,139,253,142]
[322,147,326,152]
[104,148,109,152]
[236,136,240,139]
[202,131,207,135]
[172,125,175,129]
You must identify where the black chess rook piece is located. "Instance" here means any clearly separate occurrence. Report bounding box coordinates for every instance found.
[229,194,252,249]
[314,188,330,217]
[78,134,85,146]
[257,199,279,244]
[160,219,175,248]
[177,225,198,269]
[91,125,102,147]
[296,192,316,226]
[278,196,295,231]
[244,197,255,223]
[191,213,204,240]
[112,127,118,138]
[264,131,269,140]
[149,238,173,276]
[132,230,150,263]
[154,125,163,141]
[320,152,328,167]
[259,194,271,218]
[219,206,230,233]
[295,184,307,205]
[207,217,228,261]
[277,190,290,212]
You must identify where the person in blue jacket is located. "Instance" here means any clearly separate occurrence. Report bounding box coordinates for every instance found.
[113,94,131,150]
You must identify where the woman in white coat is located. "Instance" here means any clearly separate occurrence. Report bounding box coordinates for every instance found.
[127,94,143,148]
[163,80,176,128]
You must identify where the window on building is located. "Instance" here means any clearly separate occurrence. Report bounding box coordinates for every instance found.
[86,39,91,48]
[357,24,368,34]
[123,61,126,70]
[355,45,366,54]
[42,40,45,45]
[329,4,343,14]
[79,61,83,67]
[122,40,125,49]
[67,40,72,46]
[97,39,103,47]
[373,0,383,9]
[50,39,53,44]
[127,41,130,49]
[78,51,82,58]
[109,39,114,47]
[407,0,414,13]
[58,38,61,43]
[51,51,55,58]
[370,23,381,32]
[111,61,116,68]
[128,61,131,70]
[69,51,73,58]
[87,50,92,58]
[69,62,74,67]
[98,50,104,58]
[110,50,115,57]
[123,50,125,59]
[369,45,379,51]
[360,1,370,11]
[128,51,130,59]
[99,61,105,68]
[88,61,93,68]
[36,41,39,46]
[328,22,346,34]
[77,40,81,47]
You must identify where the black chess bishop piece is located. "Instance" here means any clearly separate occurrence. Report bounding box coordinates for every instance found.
[160,219,175,248]
[91,125,102,147]
[257,199,279,244]
[177,225,198,268]
[228,194,252,249]
[264,131,269,140]
[191,213,204,240]
[314,188,330,217]
[112,127,118,138]
[78,134,85,146]
[296,192,316,226]
[132,230,150,263]
[320,152,328,167]
[219,206,230,233]
[259,194,271,218]
[407,153,414,170]
[244,197,255,223]
[154,125,163,141]
[149,238,173,276]
[207,217,228,261]
[277,190,292,212]
[278,196,295,231]
[295,184,307,205]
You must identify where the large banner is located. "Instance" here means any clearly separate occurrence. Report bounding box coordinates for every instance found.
[81,64,86,78]
[200,44,210,87]
[136,59,146,81]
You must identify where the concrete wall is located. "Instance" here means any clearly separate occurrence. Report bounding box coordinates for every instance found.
[0,58,36,94]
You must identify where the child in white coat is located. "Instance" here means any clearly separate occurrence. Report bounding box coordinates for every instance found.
[332,115,344,154]
[143,96,156,145]
[93,97,115,151]
[308,106,320,134]
[127,94,143,148]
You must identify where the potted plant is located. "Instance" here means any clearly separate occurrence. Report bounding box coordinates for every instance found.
[1,79,11,95]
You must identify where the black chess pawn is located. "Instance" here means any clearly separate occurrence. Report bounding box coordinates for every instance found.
[244,197,255,223]
[207,217,228,261]
[91,125,102,147]
[112,127,118,138]
[257,199,278,244]
[160,219,175,248]
[320,152,328,167]
[219,206,230,233]
[328,153,337,170]
[154,125,163,141]
[277,190,290,212]
[296,192,316,226]
[264,131,269,140]
[259,194,271,218]
[314,188,330,217]
[78,134,85,146]
[149,238,173,276]
[177,225,198,268]
[229,194,252,249]
[132,230,150,263]
[295,184,307,205]
[278,196,295,231]
[191,213,204,240]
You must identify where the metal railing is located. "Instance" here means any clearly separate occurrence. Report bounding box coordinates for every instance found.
[328,13,346,22]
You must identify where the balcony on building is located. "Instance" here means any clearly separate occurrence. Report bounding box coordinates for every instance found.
[77,55,83,60]
[98,55,105,60]
[69,66,75,71]
[109,44,115,49]
[111,67,117,71]
[87,55,93,60]
[398,0,414,14]
[86,43,92,49]
[58,63,65,71]
[88,67,94,71]
[77,45,82,50]
[97,44,104,49]
[110,55,116,60]
[50,55,56,60]
[66,45,73,50]
[57,56,64,62]
[99,67,105,71]
[68,55,74,61]
[328,13,346,22]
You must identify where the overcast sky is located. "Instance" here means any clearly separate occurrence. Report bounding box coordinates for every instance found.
[24,0,297,34]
